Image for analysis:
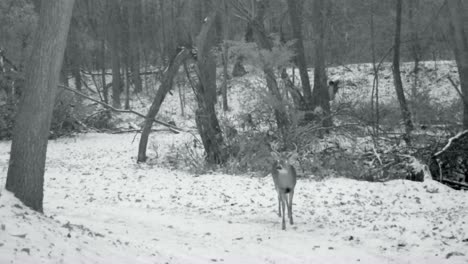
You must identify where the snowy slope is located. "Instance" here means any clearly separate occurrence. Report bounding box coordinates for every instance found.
[1,133,467,263]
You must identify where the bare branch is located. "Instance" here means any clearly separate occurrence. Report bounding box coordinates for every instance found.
[447,75,468,107]
[58,84,183,134]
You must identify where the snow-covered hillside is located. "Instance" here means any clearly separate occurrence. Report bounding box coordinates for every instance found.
[1,133,467,263]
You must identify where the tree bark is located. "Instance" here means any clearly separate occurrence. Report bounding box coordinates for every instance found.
[100,38,108,104]
[128,0,143,93]
[68,18,82,91]
[408,0,421,98]
[221,0,229,112]
[286,0,312,105]
[310,0,331,127]
[124,66,130,109]
[193,10,226,164]
[447,0,468,129]
[392,0,413,142]
[121,0,131,109]
[137,48,191,162]
[251,0,289,131]
[5,0,74,212]
[109,0,122,108]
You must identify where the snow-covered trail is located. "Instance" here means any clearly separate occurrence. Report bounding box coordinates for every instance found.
[1,133,468,263]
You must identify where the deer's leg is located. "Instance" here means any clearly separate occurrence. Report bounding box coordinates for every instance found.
[277,192,281,217]
[281,194,286,230]
[288,190,294,225]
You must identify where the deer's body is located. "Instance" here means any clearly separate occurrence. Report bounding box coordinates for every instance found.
[271,151,297,230]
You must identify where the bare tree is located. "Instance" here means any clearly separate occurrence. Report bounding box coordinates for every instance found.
[310,0,331,127]
[231,0,289,132]
[137,48,191,162]
[192,8,226,164]
[109,0,122,108]
[392,0,413,142]
[221,0,230,111]
[286,0,312,107]
[128,0,143,93]
[67,17,82,92]
[408,0,422,98]
[6,0,75,212]
[447,0,468,129]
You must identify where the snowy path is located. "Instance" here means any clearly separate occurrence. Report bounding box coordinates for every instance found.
[1,133,468,263]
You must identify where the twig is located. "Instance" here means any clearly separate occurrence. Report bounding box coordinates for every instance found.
[80,75,98,94]
[111,129,174,134]
[440,178,468,189]
[447,75,468,107]
[58,84,182,134]
[372,144,383,165]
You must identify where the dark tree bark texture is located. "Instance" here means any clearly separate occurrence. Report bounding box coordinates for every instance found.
[6,0,75,212]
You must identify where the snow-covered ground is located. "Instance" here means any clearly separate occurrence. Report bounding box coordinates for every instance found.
[1,132,467,263]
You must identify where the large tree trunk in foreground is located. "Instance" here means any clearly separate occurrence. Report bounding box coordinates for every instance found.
[447,0,468,129]
[310,0,331,127]
[137,48,191,162]
[392,0,413,142]
[286,0,312,106]
[6,0,74,213]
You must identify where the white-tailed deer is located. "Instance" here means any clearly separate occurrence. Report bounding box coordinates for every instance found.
[270,147,298,230]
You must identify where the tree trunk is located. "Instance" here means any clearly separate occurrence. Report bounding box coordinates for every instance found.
[286,0,312,105]
[60,58,69,87]
[392,0,413,142]
[310,0,331,127]
[72,64,81,91]
[221,0,229,112]
[128,0,142,93]
[137,48,191,162]
[121,0,131,109]
[100,38,108,104]
[124,66,130,110]
[408,0,421,98]
[370,0,380,134]
[447,0,468,129]
[193,10,226,164]
[5,0,74,213]
[68,19,82,91]
[158,0,166,63]
[178,76,186,117]
[109,0,122,108]
[251,0,289,131]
